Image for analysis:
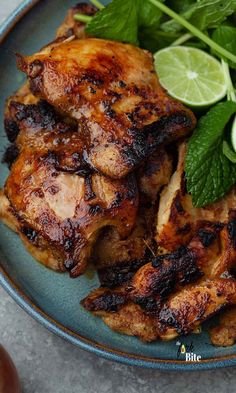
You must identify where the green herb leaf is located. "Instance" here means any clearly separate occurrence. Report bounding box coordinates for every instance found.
[162,0,236,33]
[138,0,164,28]
[85,0,139,45]
[166,0,195,13]
[85,0,165,46]
[212,26,236,70]
[185,101,236,207]
[149,0,236,65]
[139,28,179,52]
[223,140,236,163]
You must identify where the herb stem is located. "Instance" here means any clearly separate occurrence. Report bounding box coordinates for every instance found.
[148,30,180,40]
[148,0,236,65]
[74,14,93,23]
[171,33,192,46]
[90,0,104,10]
[222,59,236,102]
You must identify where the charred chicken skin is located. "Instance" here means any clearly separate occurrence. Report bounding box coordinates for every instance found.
[1,100,138,277]
[82,223,236,341]
[18,38,196,179]
[82,279,236,342]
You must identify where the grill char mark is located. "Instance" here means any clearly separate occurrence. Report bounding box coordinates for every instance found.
[82,291,127,312]
[2,144,19,168]
[123,112,193,168]
[98,256,150,289]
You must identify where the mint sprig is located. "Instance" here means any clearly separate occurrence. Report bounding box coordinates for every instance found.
[148,0,236,65]
[74,0,236,61]
[84,0,164,46]
[162,0,236,33]
[185,101,236,207]
[212,26,236,72]
[85,0,139,45]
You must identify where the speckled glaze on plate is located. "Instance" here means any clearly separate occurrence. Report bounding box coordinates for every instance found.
[1,0,236,371]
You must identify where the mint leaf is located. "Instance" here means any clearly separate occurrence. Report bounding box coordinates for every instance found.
[212,26,236,70]
[139,28,179,52]
[166,0,195,13]
[85,0,139,45]
[185,101,236,207]
[162,0,236,33]
[138,0,164,28]
[85,0,165,46]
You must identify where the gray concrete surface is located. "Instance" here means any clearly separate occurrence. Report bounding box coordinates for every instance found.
[0,2,236,392]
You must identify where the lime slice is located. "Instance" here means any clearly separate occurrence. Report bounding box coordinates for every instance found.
[154,46,227,107]
[231,115,236,152]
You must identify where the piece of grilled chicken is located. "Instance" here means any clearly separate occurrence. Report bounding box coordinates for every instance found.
[56,2,97,40]
[82,143,236,341]
[0,99,138,277]
[82,278,236,342]
[2,87,172,276]
[93,149,173,284]
[17,37,196,179]
[90,139,173,268]
[210,307,236,346]
[1,3,174,277]
[157,143,236,251]
[87,211,236,297]
[82,219,236,341]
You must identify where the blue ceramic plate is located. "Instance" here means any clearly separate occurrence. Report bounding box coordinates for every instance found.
[1,0,236,370]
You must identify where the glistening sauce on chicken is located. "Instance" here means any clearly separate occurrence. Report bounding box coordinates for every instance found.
[17,37,196,179]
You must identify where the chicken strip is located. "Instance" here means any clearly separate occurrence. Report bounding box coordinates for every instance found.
[83,216,234,304]
[158,278,236,340]
[82,278,236,342]
[17,38,196,179]
[93,149,172,268]
[91,149,172,286]
[1,100,138,276]
[157,143,236,251]
[137,149,172,204]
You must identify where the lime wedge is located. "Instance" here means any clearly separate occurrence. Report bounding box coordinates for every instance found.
[154,46,227,107]
[231,115,236,152]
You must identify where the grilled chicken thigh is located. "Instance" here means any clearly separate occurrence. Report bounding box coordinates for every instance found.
[82,145,236,341]
[1,100,138,277]
[18,38,196,178]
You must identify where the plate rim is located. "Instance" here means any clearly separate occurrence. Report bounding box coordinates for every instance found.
[1,0,236,371]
